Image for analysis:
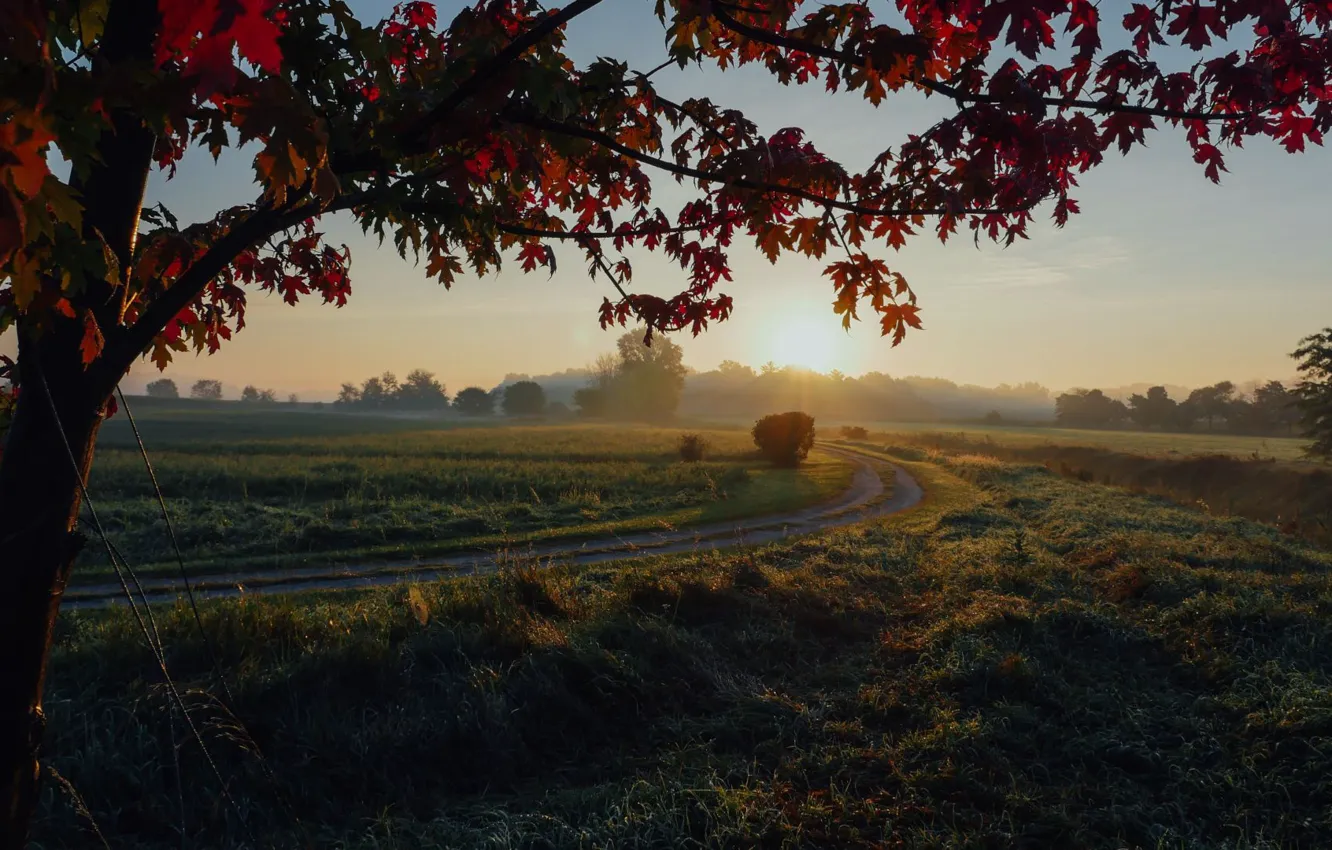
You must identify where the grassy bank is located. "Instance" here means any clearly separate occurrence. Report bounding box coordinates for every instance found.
[37,448,1332,848]
[79,423,852,580]
[840,421,1311,462]
[854,431,1332,548]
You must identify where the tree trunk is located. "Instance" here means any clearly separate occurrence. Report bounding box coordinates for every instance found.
[0,334,111,849]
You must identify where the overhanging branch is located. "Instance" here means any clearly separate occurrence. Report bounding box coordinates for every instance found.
[513,111,1042,217]
[710,5,1255,123]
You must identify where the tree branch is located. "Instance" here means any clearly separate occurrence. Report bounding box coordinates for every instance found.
[511,111,1041,217]
[99,203,318,386]
[710,5,1254,123]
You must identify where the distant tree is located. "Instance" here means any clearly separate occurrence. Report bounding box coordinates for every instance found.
[335,383,361,406]
[259,389,278,404]
[145,378,179,399]
[1055,389,1129,429]
[752,412,817,467]
[359,376,388,408]
[240,385,260,402]
[613,332,688,421]
[982,410,1003,425]
[503,381,547,416]
[1253,381,1299,435]
[1292,330,1332,457]
[840,425,869,440]
[760,361,780,376]
[397,369,449,409]
[716,360,756,381]
[287,394,299,404]
[1127,386,1178,430]
[189,379,223,400]
[453,387,495,417]
[573,387,608,418]
[1186,381,1236,431]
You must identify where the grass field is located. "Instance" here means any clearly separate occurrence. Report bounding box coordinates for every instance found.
[849,420,1313,462]
[37,441,1332,848]
[84,404,851,580]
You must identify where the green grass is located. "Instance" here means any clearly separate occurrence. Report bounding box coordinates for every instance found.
[81,414,852,581]
[849,420,1312,463]
[36,444,1332,848]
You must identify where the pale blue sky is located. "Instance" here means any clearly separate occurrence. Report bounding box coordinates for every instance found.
[12,0,1331,399]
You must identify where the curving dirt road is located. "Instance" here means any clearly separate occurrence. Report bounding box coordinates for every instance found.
[64,446,922,610]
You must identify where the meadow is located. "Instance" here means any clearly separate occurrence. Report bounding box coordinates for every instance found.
[840,419,1314,462]
[84,402,852,580]
[36,440,1332,848]
[845,429,1332,549]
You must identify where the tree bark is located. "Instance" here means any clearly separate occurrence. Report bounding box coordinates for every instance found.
[0,332,110,849]
[0,0,158,842]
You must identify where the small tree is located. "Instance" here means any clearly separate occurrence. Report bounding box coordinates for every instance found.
[982,410,1003,425]
[840,425,869,440]
[752,412,817,467]
[503,381,547,416]
[240,385,261,402]
[189,379,223,400]
[1292,329,1332,458]
[259,388,278,404]
[678,433,709,462]
[145,378,179,399]
[287,393,299,404]
[454,387,495,417]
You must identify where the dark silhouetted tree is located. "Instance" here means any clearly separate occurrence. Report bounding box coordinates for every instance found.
[1128,386,1178,430]
[396,370,449,409]
[189,379,223,400]
[454,387,495,417]
[1186,382,1236,431]
[1292,330,1332,458]
[503,381,547,416]
[145,378,179,399]
[1055,390,1129,429]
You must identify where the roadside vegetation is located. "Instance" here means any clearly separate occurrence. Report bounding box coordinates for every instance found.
[851,431,1332,549]
[37,444,1332,848]
[82,417,851,581]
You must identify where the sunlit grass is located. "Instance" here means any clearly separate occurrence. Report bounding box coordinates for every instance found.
[41,442,1332,848]
[78,421,852,580]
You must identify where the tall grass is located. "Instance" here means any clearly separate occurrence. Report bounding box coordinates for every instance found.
[35,447,1332,848]
[854,431,1332,548]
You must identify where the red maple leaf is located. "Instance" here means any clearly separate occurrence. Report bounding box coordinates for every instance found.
[1167,3,1225,51]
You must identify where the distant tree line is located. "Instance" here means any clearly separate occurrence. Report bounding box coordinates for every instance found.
[1055,381,1299,435]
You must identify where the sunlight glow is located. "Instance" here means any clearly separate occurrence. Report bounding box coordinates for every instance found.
[763,314,850,374]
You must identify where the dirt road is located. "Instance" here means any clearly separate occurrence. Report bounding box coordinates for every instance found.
[65,446,922,609]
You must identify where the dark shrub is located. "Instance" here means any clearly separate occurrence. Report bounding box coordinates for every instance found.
[752,412,816,467]
[840,425,869,440]
[678,433,708,462]
[983,409,1004,425]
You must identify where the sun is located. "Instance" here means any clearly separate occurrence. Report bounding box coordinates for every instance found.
[763,314,848,374]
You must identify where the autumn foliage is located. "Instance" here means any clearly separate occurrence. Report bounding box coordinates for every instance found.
[2,0,1330,380]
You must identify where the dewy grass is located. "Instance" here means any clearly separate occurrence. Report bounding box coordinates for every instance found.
[76,419,852,582]
[37,443,1332,848]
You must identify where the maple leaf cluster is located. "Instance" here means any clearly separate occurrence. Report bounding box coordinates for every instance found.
[0,0,1329,389]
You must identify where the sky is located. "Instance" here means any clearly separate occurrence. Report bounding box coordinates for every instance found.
[10,0,1332,400]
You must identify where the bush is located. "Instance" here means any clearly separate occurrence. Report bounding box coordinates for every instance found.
[678,433,708,462]
[752,412,816,467]
[983,409,1004,425]
[840,425,869,440]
